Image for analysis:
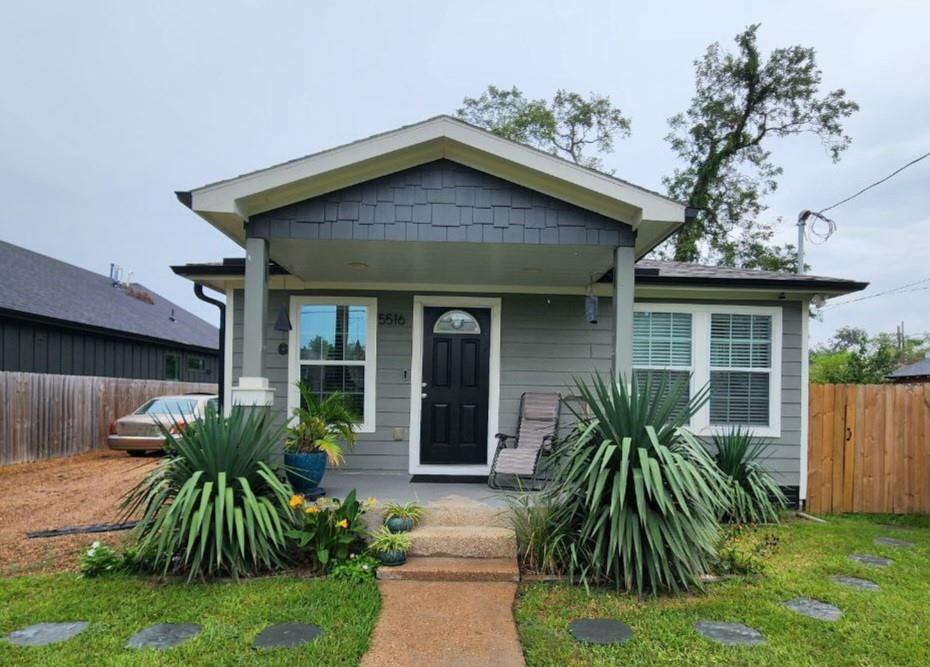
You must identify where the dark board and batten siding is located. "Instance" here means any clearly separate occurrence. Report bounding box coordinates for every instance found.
[248,159,636,247]
[0,315,218,382]
[231,292,803,485]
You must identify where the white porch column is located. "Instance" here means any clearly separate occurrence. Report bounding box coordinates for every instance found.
[612,245,635,384]
[232,236,274,408]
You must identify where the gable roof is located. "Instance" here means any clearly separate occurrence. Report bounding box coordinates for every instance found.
[887,356,930,379]
[178,115,690,258]
[0,240,218,350]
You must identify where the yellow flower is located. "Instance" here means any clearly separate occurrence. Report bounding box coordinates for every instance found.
[363,497,378,510]
[336,519,349,529]
[289,495,304,509]
[304,505,320,514]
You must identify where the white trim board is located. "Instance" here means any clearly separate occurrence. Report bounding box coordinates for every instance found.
[408,295,502,476]
[287,296,379,433]
[799,299,811,501]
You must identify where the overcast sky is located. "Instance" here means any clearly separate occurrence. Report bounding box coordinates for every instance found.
[1,1,927,345]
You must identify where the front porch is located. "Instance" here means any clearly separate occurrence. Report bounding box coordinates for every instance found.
[325,470,518,508]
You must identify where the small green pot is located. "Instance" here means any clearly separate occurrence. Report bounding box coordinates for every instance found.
[385,516,414,533]
[377,550,407,567]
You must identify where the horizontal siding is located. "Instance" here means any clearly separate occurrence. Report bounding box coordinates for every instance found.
[232,291,802,482]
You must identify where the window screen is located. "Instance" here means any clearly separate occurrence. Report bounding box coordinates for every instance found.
[709,313,773,426]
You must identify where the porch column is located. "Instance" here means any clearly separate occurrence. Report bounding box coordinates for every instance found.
[232,236,274,408]
[612,245,635,385]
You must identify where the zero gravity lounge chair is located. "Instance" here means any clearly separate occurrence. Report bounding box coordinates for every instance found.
[488,392,561,490]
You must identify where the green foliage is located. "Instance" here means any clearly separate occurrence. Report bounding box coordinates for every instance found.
[456,85,630,170]
[330,554,380,583]
[381,501,424,525]
[78,541,145,578]
[810,326,921,384]
[664,24,858,266]
[122,406,295,582]
[506,493,572,576]
[285,384,358,466]
[712,427,787,523]
[285,490,372,573]
[713,527,781,576]
[367,527,411,554]
[543,374,729,595]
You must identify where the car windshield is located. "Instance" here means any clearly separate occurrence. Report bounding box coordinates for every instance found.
[134,398,198,416]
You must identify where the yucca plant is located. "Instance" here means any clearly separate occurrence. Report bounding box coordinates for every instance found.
[122,406,296,581]
[711,427,788,524]
[506,493,572,576]
[544,373,729,595]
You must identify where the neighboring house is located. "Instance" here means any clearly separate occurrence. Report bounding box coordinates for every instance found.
[171,115,866,504]
[0,240,219,381]
[887,354,930,383]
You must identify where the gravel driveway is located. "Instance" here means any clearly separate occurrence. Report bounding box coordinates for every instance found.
[0,451,156,576]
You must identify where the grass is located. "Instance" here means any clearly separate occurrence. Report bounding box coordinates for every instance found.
[515,514,930,666]
[0,574,380,666]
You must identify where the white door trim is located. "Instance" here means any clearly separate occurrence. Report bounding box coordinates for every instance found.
[408,295,502,476]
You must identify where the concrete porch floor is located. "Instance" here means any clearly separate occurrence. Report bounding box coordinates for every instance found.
[323,471,521,507]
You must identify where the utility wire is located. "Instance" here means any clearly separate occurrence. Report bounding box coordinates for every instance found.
[821,276,930,310]
[818,150,930,215]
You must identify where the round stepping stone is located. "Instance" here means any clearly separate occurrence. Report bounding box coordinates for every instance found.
[126,623,201,650]
[695,620,766,646]
[569,619,633,645]
[831,575,880,591]
[783,597,842,621]
[849,553,893,567]
[874,536,914,548]
[6,622,88,647]
[253,623,322,649]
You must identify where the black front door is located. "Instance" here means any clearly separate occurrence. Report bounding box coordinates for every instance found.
[420,306,491,465]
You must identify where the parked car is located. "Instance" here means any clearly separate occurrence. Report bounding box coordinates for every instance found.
[107,393,218,455]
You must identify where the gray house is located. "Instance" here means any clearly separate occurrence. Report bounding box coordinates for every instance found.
[172,116,865,503]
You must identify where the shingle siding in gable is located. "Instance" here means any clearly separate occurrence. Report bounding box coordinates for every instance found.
[248,159,635,247]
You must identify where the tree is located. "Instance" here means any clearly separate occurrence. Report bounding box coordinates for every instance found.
[664,24,859,267]
[456,86,631,170]
[809,327,928,384]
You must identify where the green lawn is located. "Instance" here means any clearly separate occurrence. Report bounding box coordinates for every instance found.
[0,574,380,666]
[516,515,930,666]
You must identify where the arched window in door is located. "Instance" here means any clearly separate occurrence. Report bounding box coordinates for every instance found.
[433,309,481,334]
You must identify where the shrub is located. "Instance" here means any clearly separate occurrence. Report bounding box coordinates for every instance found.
[79,541,150,578]
[330,554,380,583]
[543,374,729,595]
[285,385,358,465]
[286,490,373,572]
[122,406,296,581]
[506,493,571,576]
[712,525,781,575]
[711,427,788,524]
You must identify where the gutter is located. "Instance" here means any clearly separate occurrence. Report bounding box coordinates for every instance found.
[193,284,225,413]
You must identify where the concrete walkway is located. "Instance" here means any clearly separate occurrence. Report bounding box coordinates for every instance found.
[361,580,525,667]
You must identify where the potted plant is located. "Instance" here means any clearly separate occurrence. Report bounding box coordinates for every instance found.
[369,527,411,567]
[284,384,358,496]
[382,501,424,533]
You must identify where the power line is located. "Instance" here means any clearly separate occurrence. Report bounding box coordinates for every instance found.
[818,150,930,215]
[821,276,930,310]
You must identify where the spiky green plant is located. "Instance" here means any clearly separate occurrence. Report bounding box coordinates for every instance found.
[122,406,295,581]
[506,493,572,576]
[544,373,729,595]
[285,384,358,466]
[711,427,788,524]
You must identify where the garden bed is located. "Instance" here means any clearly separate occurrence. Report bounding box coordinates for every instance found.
[515,515,930,666]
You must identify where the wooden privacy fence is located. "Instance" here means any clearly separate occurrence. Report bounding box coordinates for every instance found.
[0,371,217,466]
[808,383,930,515]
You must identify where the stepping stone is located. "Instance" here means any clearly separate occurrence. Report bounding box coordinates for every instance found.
[126,623,201,650]
[569,619,633,645]
[874,536,914,548]
[784,598,842,621]
[253,623,322,649]
[5,622,88,647]
[849,554,893,567]
[832,575,880,591]
[695,620,766,646]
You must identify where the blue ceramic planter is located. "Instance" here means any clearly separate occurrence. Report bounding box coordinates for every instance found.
[285,451,328,495]
[378,550,407,567]
[385,517,414,533]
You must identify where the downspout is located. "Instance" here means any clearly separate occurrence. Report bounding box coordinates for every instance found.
[194,284,225,413]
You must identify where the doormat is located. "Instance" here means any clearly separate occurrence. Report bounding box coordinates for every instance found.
[410,475,488,484]
[26,521,138,539]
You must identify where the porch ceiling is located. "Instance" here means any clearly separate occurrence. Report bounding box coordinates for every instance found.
[269,239,614,289]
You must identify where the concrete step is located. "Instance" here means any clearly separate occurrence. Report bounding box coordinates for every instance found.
[418,496,511,528]
[407,526,517,559]
[377,557,519,582]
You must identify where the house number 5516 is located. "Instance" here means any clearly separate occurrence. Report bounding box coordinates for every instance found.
[378,313,406,326]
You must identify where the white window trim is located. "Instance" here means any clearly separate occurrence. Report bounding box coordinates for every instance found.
[408,295,502,476]
[634,303,782,438]
[287,296,378,433]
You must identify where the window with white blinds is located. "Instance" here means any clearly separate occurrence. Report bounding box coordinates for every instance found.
[709,314,772,426]
[633,305,782,437]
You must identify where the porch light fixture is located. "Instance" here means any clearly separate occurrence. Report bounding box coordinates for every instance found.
[274,305,292,332]
[348,261,369,271]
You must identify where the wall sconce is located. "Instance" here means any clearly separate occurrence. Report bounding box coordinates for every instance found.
[585,295,599,324]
